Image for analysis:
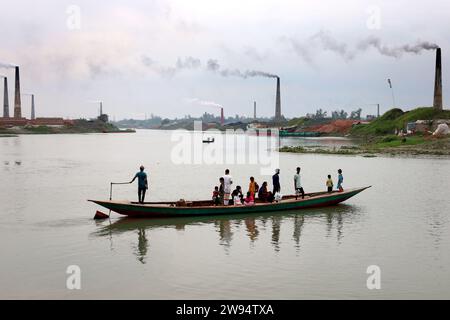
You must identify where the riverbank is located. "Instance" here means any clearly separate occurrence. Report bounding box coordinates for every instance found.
[280,135,450,156]
[0,119,135,135]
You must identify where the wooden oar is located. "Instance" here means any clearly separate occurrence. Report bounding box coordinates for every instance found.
[110,182,131,200]
[93,181,131,220]
[108,182,132,217]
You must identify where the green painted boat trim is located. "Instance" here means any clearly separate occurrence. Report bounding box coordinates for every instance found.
[89,186,370,218]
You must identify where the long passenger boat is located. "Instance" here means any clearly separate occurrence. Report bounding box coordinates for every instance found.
[89,186,370,218]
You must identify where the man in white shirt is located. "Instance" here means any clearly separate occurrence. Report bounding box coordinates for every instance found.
[222,169,233,205]
[294,167,305,199]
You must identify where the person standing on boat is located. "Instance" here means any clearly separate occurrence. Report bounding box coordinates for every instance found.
[272,169,281,195]
[294,167,305,199]
[222,169,233,205]
[337,169,344,192]
[326,175,333,193]
[218,177,225,205]
[130,165,148,204]
[248,177,259,198]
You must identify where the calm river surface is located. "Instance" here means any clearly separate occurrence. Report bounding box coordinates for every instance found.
[1,129,450,299]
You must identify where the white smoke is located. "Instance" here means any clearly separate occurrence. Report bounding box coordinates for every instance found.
[186,98,223,109]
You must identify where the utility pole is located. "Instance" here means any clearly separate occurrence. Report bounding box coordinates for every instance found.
[387,78,396,108]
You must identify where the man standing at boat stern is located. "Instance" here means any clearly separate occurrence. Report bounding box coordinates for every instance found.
[222,169,233,205]
[294,167,305,199]
[131,165,148,204]
[272,169,281,195]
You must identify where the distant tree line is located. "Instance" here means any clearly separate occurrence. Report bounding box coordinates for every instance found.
[307,108,362,120]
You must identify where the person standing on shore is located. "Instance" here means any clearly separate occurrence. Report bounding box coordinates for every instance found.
[294,167,305,199]
[222,169,233,205]
[130,165,148,203]
[337,169,344,192]
[272,169,281,195]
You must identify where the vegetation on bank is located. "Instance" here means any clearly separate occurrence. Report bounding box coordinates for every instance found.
[351,107,450,136]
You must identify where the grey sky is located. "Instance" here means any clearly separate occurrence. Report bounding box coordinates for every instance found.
[0,0,449,120]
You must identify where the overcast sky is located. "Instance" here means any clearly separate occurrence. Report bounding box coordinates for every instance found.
[0,0,449,120]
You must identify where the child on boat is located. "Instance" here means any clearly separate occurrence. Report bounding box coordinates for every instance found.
[230,186,243,205]
[248,176,259,198]
[212,186,220,205]
[233,194,243,205]
[326,175,333,193]
[218,177,225,205]
[337,169,344,192]
[244,192,255,206]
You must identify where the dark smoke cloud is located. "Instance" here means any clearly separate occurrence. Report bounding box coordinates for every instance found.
[311,30,355,61]
[206,59,278,79]
[207,59,220,71]
[142,55,201,77]
[176,56,201,69]
[357,36,439,58]
[287,31,439,62]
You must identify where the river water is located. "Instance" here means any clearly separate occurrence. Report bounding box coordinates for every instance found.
[1,129,449,299]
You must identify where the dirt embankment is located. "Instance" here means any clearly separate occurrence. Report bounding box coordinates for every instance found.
[303,119,361,135]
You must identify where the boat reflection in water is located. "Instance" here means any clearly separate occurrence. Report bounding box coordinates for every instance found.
[92,204,361,264]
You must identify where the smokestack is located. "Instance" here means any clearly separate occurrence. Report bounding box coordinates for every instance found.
[14,66,21,118]
[100,101,103,116]
[275,76,281,120]
[254,101,256,119]
[3,77,8,118]
[220,107,224,125]
[433,48,443,110]
[31,94,35,120]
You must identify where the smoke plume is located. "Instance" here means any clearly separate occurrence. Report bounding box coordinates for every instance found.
[287,30,439,62]
[206,59,278,79]
[187,98,223,109]
[142,55,201,77]
[357,36,439,58]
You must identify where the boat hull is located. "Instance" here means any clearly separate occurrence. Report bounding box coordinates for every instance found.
[89,187,370,218]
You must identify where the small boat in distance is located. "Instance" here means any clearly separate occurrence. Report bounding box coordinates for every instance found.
[202,137,215,143]
[89,186,370,218]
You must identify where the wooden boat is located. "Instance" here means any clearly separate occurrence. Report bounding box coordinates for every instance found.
[89,186,370,218]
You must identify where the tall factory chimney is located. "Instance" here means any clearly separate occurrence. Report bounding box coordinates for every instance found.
[433,48,443,110]
[253,101,256,119]
[3,77,8,118]
[14,66,21,118]
[100,101,103,116]
[275,76,281,120]
[220,107,224,125]
[31,94,35,120]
